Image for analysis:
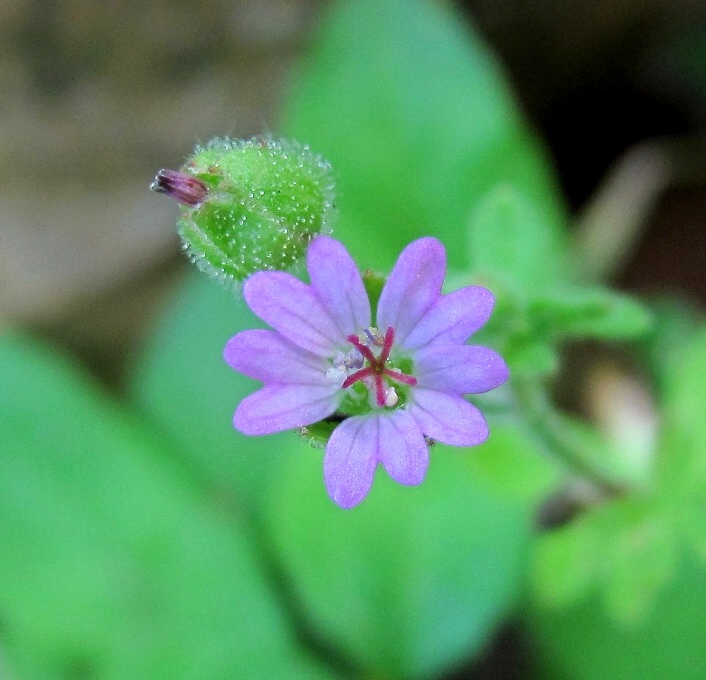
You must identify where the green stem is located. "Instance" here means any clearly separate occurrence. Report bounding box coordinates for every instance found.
[513,377,626,494]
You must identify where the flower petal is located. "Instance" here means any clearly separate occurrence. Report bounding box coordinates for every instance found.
[324,412,430,508]
[324,416,379,509]
[414,345,509,394]
[224,330,330,384]
[401,286,495,350]
[377,237,446,343]
[308,236,371,337]
[409,388,489,446]
[377,410,429,486]
[243,271,344,356]
[235,384,339,435]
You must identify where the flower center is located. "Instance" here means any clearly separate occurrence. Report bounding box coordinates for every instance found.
[341,326,417,407]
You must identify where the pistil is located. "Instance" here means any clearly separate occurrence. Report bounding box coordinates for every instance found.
[342,326,417,406]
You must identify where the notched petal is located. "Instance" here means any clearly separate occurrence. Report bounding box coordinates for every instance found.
[414,345,509,394]
[324,416,379,509]
[235,384,339,436]
[308,236,371,337]
[401,286,495,350]
[243,271,344,355]
[410,388,489,447]
[224,329,330,384]
[378,411,429,486]
[377,237,446,342]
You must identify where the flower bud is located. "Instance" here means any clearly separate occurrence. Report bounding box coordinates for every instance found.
[152,137,336,286]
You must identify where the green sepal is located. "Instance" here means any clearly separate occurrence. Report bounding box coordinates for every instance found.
[298,419,338,450]
[362,269,386,322]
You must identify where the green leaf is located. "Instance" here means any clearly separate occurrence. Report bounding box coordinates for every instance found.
[654,328,706,552]
[530,330,706,677]
[530,554,706,680]
[503,336,559,378]
[532,509,607,610]
[600,507,677,625]
[535,495,676,624]
[465,420,560,504]
[661,328,706,453]
[466,186,568,289]
[265,435,539,679]
[529,287,652,340]
[0,331,335,680]
[653,328,706,494]
[634,295,703,394]
[130,271,295,517]
[282,0,565,271]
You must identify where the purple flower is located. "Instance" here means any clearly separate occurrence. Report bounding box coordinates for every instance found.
[224,236,508,508]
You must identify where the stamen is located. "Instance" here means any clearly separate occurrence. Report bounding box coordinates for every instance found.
[346,334,378,365]
[363,327,379,345]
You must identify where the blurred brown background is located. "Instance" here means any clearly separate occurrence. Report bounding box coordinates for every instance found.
[1,0,705,385]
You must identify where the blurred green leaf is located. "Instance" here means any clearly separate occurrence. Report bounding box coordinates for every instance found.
[466,186,568,289]
[503,336,559,378]
[531,508,604,609]
[529,287,652,340]
[459,190,648,383]
[601,507,677,625]
[532,498,677,625]
[531,554,706,680]
[661,328,706,457]
[265,430,546,679]
[465,420,559,504]
[282,0,566,271]
[655,328,706,555]
[130,271,295,516]
[530,327,706,678]
[0,331,335,680]
[634,295,703,399]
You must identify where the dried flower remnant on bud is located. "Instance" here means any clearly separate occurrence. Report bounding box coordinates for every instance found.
[224,236,509,509]
[150,169,208,207]
[150,136,336,287]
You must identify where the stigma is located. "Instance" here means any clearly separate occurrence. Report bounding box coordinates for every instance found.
[341,326,416,407]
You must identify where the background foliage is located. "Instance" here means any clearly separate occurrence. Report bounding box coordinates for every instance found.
[2,0,705,678]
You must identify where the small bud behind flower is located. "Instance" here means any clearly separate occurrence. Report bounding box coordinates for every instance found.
[151,137,336,286]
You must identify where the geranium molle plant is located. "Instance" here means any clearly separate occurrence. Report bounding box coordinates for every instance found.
[224,235,509,508]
